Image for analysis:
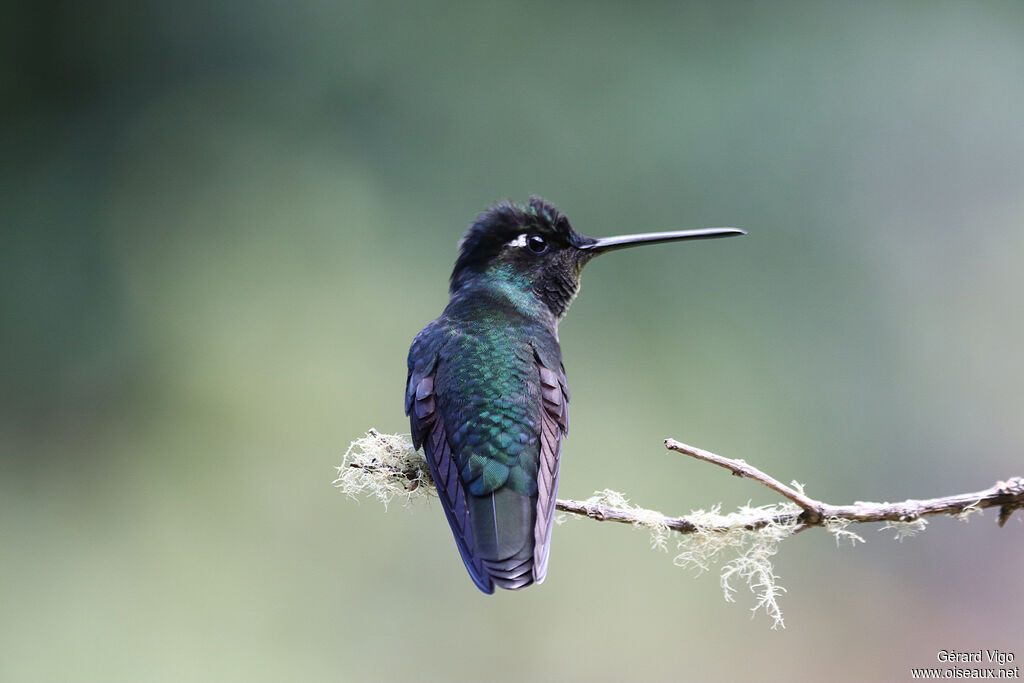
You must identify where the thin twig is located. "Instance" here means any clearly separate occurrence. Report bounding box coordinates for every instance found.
[664,438,825,524]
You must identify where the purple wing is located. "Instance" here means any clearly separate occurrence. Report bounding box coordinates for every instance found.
[406,345,493,593]
[532,351,570,583]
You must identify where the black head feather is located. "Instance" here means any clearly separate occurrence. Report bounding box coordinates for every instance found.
[451,197,591,292]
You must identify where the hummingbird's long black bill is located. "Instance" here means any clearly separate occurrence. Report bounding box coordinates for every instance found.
[580,227,746,255]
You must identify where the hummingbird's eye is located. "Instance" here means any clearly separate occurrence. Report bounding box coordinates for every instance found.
[527,234,548,254]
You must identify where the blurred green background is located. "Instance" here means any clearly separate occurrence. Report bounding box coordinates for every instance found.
[3,1,1023,681]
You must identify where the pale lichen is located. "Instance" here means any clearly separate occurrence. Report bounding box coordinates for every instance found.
[880,518,928,541]
[672,503,801,629]
[824,516,866,547]
[559,489,671,551]
[953,500,984,522]
[333,429,433,509]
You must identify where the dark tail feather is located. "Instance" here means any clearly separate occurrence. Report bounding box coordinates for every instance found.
[482,552,533,590]
[465,488,536,592]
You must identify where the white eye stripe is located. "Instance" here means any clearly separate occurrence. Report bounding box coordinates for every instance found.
[507,234,528,248]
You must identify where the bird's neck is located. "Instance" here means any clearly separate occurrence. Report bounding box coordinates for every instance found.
[446,269,558,330]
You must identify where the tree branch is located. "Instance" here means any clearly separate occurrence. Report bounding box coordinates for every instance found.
[339,430,1024,534]
[553,438,1023,533]
[337,430,1022,628]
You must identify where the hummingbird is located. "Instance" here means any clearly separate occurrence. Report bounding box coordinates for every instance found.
[405,197,743,593]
